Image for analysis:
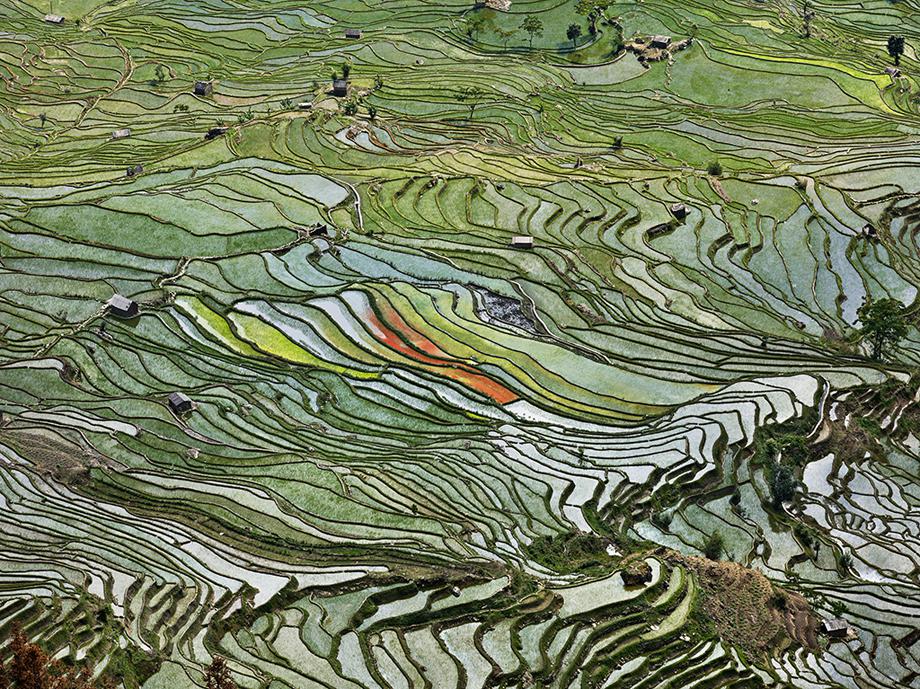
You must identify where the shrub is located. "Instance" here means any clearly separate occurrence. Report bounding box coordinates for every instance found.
[702,531,724,560]
[793,522,819,552]
[836,551,853,575]
[652,510,672,528]
[770,592,788,611]
[523,531,611,573]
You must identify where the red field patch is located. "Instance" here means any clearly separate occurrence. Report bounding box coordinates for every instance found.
[366,303,518,405]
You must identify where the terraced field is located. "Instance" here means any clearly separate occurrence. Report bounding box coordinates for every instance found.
[0,0,918,687]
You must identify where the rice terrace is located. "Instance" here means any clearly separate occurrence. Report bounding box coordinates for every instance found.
[0,0,918,687]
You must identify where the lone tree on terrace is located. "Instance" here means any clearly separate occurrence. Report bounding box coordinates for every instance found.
[495,27,516,48]
[887,35,905,66]
[575,0,609,35]
[520,16,543,48]
[458,86,486,120]
[566,23,582,49]
[204,656,236,689]
[802,1,815,38]
[466,12,487,39]
[770,463,796,507]
[858,297,909,360]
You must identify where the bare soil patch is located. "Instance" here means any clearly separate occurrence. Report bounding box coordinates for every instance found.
[666,551,819,655]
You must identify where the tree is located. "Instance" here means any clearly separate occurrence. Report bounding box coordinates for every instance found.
[520,16,543,48]
[466,12,487,39]
[770,463,796,507]
[772,433,808,466]
[802,1,815,38]
[566,23,582,49]
[858,297,909,360]
[609,20,624,51]
[703,532,724,560]
[204,656,236,689]
[837,553,853,577]
[368,105,377,120]
[458,86,485,119]
[495,27,516,48]
[652,509,672,528]
[887,35,905,66]
[341,62,351,79]
[9,627,47,689]
[1,625,102,689]
[707,160,723,176]
[575,0,609,35]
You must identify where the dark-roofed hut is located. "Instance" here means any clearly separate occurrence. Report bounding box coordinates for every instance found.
[205,126,228,140]
[126,164,144,177]
[194,80,213,96]
[861,223,878,240]
[651,35,671,49]
[885,66,902,78]
[332,79,348,97]
[670,203,689,220]
[820,618,849,639]
[106,294,139,319]
[345,28,362,39]
[167,392,193,414]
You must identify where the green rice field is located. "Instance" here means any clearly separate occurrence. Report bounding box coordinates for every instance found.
[0,0,918,686]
